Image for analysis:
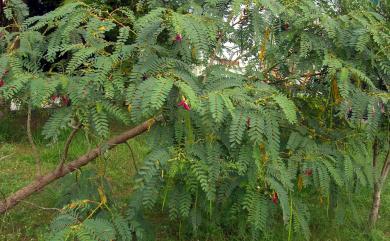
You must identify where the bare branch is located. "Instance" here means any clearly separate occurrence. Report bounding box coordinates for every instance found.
[20,200,61,212]
[56,124,81,171]
[124,141,138,174]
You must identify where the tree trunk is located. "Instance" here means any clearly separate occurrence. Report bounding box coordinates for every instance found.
[369,182,382,227]
[369,146,390,228]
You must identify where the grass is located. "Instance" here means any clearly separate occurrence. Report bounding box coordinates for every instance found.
[0,112,389,241]
[0,112,149,240]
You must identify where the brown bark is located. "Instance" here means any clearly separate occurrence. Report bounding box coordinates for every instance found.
[0,117,158,214]
[369,146,390,227]
[369,182,382,227]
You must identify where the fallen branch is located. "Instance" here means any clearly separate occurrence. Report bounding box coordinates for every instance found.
[0,117,159,214]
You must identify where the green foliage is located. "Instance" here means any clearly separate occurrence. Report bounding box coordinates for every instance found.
[1,0,389,240]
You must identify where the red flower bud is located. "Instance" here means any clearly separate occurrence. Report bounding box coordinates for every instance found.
[183,102,190,111]
[51,95,58,101]
[175,34,183,42]
[178,97,190,111]
[178,99,185,107]
[305,168,313,176]
[0,79,4,87]
[272,192,278,205]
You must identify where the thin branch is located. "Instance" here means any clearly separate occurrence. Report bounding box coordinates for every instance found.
[20,200,61,212]
[379,148,390,187]
[372,139,379,169]
[124,141,138,174]
[27,104,42,177]
[57,125,81,171]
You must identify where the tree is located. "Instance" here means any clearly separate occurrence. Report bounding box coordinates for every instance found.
[0,0,388,240]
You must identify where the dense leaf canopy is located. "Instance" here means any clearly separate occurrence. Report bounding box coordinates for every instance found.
[0,0,389,240]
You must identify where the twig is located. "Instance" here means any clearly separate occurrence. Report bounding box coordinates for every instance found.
[20,200,61,212]
[57,125,81,171]
[27,104,42,177]
[124,141,138,174]
[0,154,14,162]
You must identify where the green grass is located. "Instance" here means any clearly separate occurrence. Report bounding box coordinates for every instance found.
[0,113,389,241]
[0,112,149,240]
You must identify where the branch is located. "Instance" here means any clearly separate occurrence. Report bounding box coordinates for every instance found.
[27,104,42,177]
[372,139,379,169]
[20,200,61,212]
[124,141,138,174]
[0,117,160,214]
[379,148,390,187]
[56,124,81,171]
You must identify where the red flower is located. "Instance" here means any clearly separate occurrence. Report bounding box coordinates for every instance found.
[61,96,70,106]
[305,168,313,176]
[51,95,58,101]
[272,192,278,205]
[175,34,183,42]
[0,79,4,87]
[178,96,190,111]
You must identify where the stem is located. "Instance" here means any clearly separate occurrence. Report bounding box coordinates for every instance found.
[369,143,390,228]
[288,195,293,241]
[57,125,81,171]
[124,141,138,174]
